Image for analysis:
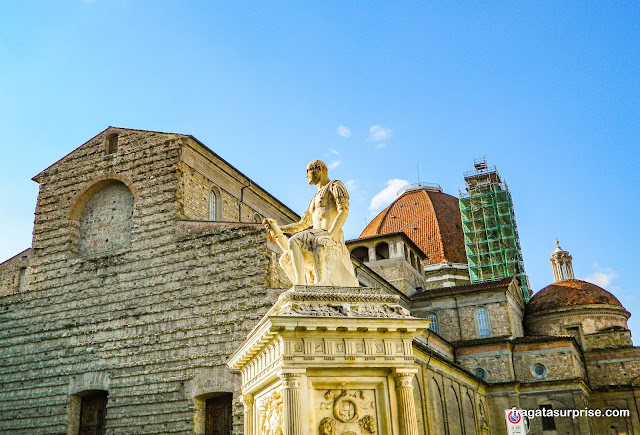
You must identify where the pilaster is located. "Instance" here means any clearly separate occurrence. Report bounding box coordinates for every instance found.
[394,368,420,435]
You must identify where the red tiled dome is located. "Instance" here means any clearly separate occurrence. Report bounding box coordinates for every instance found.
[359,188,466,265]
[526,279,624,314]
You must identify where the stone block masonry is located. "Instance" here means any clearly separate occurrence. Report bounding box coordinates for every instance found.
[0,128,296,434]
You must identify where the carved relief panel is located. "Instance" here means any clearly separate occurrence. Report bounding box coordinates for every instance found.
[316,387,378,434]
[257,389,284,435]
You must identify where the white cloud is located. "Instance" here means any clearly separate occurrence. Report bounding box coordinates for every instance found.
[329,148,340,156]
[369,179,409,214]
[337,125,351,138]
[368,125,392,142]
[583,265,618,289]
[345,180,358,192]
[328,160,341,170]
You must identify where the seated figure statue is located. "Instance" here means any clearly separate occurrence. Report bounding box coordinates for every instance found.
[263,160,360,287]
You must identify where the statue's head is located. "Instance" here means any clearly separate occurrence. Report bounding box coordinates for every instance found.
[306,160,328,185]
[318,417,336,435]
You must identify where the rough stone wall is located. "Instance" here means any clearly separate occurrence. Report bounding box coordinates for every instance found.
[506,298,524,338]
[0,249,30,297]
[0,128,293,434]
[512,341,584,383]
[515,389,590,435]
[365,258,424,297]
[411,304,461,342]
[456,344,514,383]
[589,391,638,434]
[423,264,470,290]
[583,328,633,350]
[484,382,596,435]
[457,300,512,340]
[177,161,215,220]
[412,289,520,343]
[586,347,640,387]
[178,138,296,227]
[78,181,134,255]
[177,161,265,223]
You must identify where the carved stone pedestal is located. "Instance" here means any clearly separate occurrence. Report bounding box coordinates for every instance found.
[227,286,430,435]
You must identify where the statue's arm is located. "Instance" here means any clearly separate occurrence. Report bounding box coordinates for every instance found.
[328,200,348,240]
[327,181,350,240]
[280,210,312,233]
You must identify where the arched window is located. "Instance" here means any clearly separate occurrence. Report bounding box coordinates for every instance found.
[375,242,389,260]
[427,314,439,334]
[209,186,221,221]
[351,246,369,263]
[476,307,490,337]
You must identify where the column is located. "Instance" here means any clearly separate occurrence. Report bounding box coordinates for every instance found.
[394,369,419,435]
[280,372,304,435]
[242,394,254,435]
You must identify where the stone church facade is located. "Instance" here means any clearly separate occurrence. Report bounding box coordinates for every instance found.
[0,127,638,434]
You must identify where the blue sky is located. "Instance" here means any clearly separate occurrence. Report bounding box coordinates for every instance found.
[1,2,638,332]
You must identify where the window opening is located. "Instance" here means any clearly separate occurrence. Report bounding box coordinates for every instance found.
[79,391,108,435]
[205,393,233,435]
[427,314,439,334]
[531,362,548,379]
[375,242,389,260]
[18,267,26,292]
[351,246,368,263]
[209,189,218,221]
[476,308,490,337]
[107,134,118,154]
[473,368,486,380]
[539,404,556,431]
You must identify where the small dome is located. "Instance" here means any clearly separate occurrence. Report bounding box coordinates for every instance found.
[360,186,466,265]
[526,279,624,315]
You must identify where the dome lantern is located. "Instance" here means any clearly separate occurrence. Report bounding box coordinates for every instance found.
[550,240,574,282]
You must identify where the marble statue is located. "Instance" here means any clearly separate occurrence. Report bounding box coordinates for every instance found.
[263,160,360,287]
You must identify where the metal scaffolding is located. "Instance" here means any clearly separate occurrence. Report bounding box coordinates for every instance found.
[459,158,531,301]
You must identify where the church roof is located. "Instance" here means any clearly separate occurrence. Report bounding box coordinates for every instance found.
[359,187,466,265]
[526,279,624,314]
[411,277,514,301]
